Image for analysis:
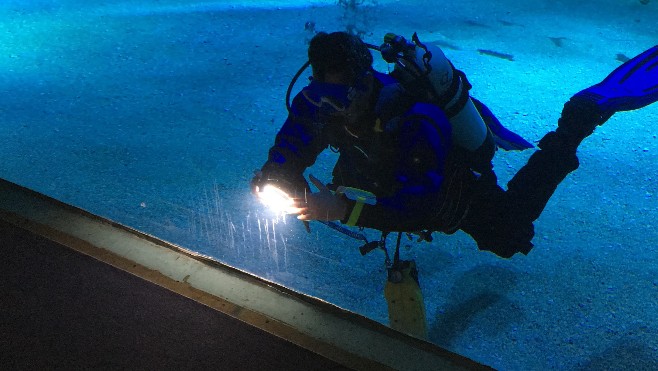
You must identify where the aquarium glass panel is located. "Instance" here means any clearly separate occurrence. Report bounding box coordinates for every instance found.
[1,1,657,369]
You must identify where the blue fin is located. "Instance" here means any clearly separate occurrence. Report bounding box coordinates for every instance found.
[472,98,534,151]
[574,45,658,114]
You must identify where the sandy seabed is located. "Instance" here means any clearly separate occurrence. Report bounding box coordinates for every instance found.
[1,0,657,369]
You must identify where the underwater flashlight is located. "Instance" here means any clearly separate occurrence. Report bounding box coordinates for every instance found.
[257,184,299,215]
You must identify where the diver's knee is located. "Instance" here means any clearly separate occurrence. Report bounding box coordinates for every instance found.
[474,226,535,258]
[461,214,535,258]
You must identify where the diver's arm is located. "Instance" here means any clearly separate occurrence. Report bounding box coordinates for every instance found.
[255,94,328,196]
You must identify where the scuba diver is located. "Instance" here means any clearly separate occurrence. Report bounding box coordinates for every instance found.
[252,31,658,258]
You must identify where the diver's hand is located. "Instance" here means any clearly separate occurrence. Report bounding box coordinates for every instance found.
[295,174,348,221]
[574,45,658,114]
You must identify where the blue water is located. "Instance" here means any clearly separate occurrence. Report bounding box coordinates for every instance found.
[1,1,657,369]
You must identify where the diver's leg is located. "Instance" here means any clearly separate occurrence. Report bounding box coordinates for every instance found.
[505,97,608,223]
[506,44,658,223]
[463,45,658,258]
[460,97,606,258]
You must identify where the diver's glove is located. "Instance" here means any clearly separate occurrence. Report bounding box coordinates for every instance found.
[573,45,658,116]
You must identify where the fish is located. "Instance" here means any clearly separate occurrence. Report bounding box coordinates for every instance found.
[499,20,523,27]
[463,19,491,28]
[429,40,461,51]
[477,49,514,61]
[616,53,631,63]
[548,37,567,47]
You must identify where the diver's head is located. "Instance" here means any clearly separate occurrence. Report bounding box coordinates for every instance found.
[305,32,375,126]
[308,31,373,84]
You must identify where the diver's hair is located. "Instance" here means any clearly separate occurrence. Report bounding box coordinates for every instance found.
[308,31,373,83]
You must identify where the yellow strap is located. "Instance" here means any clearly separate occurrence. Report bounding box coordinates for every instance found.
[345,197,366,226]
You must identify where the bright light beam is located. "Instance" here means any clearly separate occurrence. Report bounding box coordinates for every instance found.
[257,185,300,215]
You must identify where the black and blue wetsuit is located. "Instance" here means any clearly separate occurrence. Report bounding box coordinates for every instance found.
[260,68,614,258]
[259,43,658,258]
[261,71,520,249]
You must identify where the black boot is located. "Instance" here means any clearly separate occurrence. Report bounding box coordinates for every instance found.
[551,96,612,149]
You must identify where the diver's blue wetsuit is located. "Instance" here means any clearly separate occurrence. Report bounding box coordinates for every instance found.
[262,71,520,253]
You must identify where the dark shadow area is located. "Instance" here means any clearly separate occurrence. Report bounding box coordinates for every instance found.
[579,339,657,371]
[0,219,348,370]
[429,264,521,346]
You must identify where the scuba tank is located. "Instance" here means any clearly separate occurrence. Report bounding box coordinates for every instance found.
[380,33,489,152]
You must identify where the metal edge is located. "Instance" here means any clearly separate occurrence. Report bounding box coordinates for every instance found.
[0,178,490,371]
